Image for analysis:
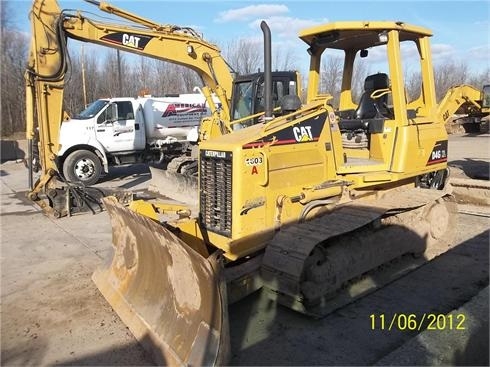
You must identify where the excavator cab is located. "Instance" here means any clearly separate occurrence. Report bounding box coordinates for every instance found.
[231,71,300,126]
[483,85,490,110]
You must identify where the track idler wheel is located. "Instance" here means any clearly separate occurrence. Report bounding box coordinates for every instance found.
[422,196,457,258]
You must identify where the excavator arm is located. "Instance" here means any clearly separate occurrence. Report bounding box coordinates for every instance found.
[26,0,68,214]
[61,5,233,121]
[437,84,487,123]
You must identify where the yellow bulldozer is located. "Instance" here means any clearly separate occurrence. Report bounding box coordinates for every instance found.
[27,1,461,365]
[94,21,459,365]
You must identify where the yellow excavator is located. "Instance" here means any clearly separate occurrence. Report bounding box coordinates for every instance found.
[28,2,461,365]
[437,84,490,134]
[26,0,299,217]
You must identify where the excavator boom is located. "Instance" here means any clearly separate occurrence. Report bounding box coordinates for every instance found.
[61,10,233,121]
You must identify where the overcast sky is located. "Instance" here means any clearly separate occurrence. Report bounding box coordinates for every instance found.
[10,0,490,75]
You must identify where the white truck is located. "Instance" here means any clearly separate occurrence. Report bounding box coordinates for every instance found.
[58,92,218,185]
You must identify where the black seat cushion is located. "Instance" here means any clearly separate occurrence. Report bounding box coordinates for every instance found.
[355,73,389,119]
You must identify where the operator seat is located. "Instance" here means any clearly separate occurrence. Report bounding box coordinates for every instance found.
[355,73,390,119]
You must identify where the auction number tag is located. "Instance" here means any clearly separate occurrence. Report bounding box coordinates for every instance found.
[245,156,263,166]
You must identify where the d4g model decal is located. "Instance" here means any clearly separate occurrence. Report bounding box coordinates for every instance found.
[100,32,153,50]
[427,140,448,165]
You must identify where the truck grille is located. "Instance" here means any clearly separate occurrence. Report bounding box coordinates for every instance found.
[199,150,232,237]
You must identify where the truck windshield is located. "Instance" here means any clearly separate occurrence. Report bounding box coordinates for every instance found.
[75,100,108,119]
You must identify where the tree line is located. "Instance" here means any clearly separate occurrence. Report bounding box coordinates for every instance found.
[1,3,488,137]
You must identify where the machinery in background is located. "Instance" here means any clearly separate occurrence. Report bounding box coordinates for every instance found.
[26,0,299,216]
[437,84,490,134]
[58,93,219,186]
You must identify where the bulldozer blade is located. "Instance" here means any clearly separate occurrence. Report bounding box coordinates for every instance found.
[148,166,198,207]
[93,197,230,366]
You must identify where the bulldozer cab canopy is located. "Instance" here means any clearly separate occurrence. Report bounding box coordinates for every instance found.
[299,21,432,51]
[300,21,438,120]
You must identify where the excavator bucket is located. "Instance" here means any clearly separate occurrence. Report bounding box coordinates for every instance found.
[148,166,198,207]
[93,197,230,366]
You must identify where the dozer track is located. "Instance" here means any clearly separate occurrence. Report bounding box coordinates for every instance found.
[261,188,457,317]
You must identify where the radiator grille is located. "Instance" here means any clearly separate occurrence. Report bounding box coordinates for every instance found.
[199,150,232,237]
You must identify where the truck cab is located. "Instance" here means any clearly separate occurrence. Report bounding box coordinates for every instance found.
[60,98,146,154]
[58,94,211,185]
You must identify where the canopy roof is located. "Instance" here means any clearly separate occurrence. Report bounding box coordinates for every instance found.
[299,21,432,51]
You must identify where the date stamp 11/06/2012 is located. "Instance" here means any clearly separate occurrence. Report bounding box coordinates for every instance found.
[370,313,466,331]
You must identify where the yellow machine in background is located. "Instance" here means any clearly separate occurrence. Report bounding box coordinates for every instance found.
[93,21,459,365]
[437,84,490,133]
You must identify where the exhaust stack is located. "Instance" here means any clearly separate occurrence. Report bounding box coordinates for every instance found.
[260,21,273,121]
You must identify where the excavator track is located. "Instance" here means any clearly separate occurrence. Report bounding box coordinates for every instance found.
[166,155,198,176]
[261,188,457,317]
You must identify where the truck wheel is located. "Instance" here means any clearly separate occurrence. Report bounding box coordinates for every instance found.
[63,150,102,186]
